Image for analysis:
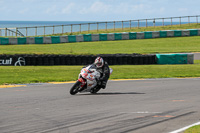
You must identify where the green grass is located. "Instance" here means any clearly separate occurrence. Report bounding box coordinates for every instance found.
[1,36,200,55]
[1,62,200,85]
[184,125,200,133]
[1,24,200,85]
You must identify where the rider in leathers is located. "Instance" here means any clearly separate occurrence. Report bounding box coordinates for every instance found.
[84,57,110,89]
[94,57,110,89]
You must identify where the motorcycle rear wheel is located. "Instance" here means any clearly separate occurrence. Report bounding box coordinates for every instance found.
[70,81,81,95]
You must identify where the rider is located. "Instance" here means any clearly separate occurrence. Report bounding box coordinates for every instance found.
[93,57,110,89]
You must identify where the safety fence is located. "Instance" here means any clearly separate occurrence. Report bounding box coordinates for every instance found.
[156,53,194,64]
[0,54,156,66]
[1,53,194,66]
[0,15,199,37]
[0,29,200,45]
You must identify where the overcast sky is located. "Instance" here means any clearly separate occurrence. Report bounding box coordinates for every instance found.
[0,0,200,21]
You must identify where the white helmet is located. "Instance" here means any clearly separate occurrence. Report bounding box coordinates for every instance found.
[94,57,104,68]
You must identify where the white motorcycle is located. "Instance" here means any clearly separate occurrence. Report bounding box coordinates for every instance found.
[70,65,113,95]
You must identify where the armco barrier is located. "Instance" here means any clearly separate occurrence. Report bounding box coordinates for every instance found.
[156,53,194,64]
[35,37,43,44]
[129,32,137,39]
[83,34,92,42]
[18,37,26,44]
[190,29,198,36]
[160,31,167,37]
[0,54,157,66]
[0,29,200,45]
[152,31,160,38]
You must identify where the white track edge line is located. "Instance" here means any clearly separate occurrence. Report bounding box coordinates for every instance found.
[169,121,200,133]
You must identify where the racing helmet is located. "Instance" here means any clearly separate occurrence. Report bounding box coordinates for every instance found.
[94,57,104,68]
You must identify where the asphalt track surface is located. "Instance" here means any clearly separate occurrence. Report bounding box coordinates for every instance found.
[1,78,200,133]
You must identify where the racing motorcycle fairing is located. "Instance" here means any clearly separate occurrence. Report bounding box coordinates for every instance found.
[77,65,101,92]
[70,64,112,95]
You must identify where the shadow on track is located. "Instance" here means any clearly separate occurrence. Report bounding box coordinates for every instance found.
[80,92,145,95]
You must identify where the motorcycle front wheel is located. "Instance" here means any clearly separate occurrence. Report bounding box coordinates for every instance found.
[70,81,81,95]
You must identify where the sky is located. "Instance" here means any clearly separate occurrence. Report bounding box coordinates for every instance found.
[0,0,200,21]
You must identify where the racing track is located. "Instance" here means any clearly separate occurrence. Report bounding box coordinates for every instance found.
[0,78,200,133]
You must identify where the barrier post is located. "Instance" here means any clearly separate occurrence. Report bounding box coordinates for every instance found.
[16,28,18,37]
[53,26,55,34]
[5,28,7,37]
[35,27,37,36]
[188,16,190,25]
[44,26,46,36]
[122,21,124,31]
[79,24,81,33]
[105,22,107,31]
[97,22,99,32]
[146,19,147,27]
[62,25,64,34]
[88,23,90,33]
[114,21,115,32]
[71,24,72,34]
[26,27,28,36]
[162,18,164,27]
[171,17,172,26]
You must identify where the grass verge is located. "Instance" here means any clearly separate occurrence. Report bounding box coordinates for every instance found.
[0,36,200,55]
[184,125,200,133]
[0,61,200,85]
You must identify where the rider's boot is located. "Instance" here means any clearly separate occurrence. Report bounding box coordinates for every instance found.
[101,81,107,89]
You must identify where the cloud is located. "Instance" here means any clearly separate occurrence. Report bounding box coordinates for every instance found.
[45,5,59,15]
[78,2,154,16]
[18,8,29,14]
[79,1,111,14]
[89,1,111,13]
[178,8,188,12]
[62,3,75,14]
[21,0,38,2]
[0,6,11,14]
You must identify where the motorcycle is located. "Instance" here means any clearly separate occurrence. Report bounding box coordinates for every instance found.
[70,64,113,95]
